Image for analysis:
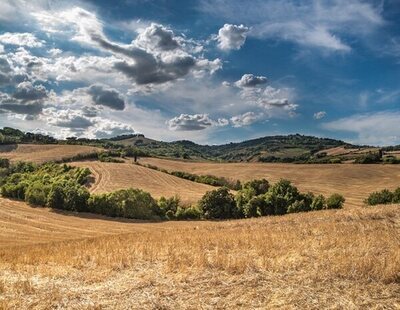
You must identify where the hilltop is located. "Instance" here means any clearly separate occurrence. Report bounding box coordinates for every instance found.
[2,126,398,163]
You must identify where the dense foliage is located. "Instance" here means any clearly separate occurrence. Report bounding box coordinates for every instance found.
[200,179,345,219]
[0,162,91,211]
[1,160,346,221]
[365,188,400,206]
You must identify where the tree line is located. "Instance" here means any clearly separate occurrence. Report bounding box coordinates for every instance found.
[0,159,347,221]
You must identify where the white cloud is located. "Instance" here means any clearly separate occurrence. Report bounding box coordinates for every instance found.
[217,24,249,50]
[313,111,326,120]
[0,44,4,53]
[201,0,383,52]
[0,32,44,48]
[323,111,400,146]
[167,113,228,131]
[230,112,263,127]
[235,74,267,88]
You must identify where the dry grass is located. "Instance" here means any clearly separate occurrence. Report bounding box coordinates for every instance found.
[71,161,215,203]
[0,144,101,163]
[140,157,400,208]
[0,197,399,308]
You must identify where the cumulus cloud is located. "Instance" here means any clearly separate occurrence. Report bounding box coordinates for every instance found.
[87,119,136,139]
[13,81,48,102]
[202,0,383,52]
[167,113,228,131]
[87,84,126,110]
[230,112,263,127]
[235,74,267,88]
[135,23,179,51]
[217,24,249,50]
[314,111,326,120]
[44,108,94,129]
[323,111,400,146]
[0,32,44,47]
[33,7,220,88]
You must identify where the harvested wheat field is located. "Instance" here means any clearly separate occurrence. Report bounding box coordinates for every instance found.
[0,144,101,163]
[141,158,400,208]
[71,161,215,203]
[0,197,399,309]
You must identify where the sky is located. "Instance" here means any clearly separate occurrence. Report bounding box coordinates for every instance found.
[0,0,399,145]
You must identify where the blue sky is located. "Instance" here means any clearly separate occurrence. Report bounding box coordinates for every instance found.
[0,0,399,145]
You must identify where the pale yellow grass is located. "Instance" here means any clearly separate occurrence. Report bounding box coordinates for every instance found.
[141,158,400,208]
[0,144,101,163]
[0,197,399,309]
[71,161,215,203]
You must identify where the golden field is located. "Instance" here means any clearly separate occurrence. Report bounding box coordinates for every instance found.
[0,197,399,309]
[0,149,400,308]
[140,157,400,207]
[0,144,101,164]
[71,161,214,203]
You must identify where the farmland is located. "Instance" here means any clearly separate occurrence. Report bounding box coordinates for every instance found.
[0,145,399,308]
[71,161,215,203]
[140,157,400,207]
[0,197,399,308]
[0,144,101,163]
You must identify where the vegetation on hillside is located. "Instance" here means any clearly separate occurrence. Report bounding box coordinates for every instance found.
[365,188,400,206]
[0,159,345,221]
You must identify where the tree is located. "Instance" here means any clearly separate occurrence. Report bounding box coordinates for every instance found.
[311,194,326,210]
[242,179,269,195]
[326,193,345,209]
[199,187,236,219]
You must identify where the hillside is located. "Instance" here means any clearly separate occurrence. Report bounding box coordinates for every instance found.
[71,161,215,203]
[140,157,400,207]
[0,144,102,163]
[0,197,398,308]
[114,134,370,162]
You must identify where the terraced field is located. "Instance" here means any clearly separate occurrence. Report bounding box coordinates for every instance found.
[0,144,101,163]
[140,157,400,207]
[71,161,215,203]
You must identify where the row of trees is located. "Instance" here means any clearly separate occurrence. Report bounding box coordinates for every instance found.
[365,188,400,206]
[1,161,346,221]
[199,179,345,219]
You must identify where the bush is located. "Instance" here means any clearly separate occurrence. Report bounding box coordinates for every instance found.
[199,187,236,219]
[326,193,345,209]
[392,188,400,204]
[267,179,300,215]
[175,206,202,220]
[25,181,50,206]
[158,196,180,219]
[311,194,326,210]
[88,189,160,220]
[365,189,394,206]
[242,178,269,195]
[243,195,267,218]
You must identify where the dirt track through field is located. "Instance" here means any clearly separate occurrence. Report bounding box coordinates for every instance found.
[71,161,215,203]
[0,144,101,163]
[141,158,400,207]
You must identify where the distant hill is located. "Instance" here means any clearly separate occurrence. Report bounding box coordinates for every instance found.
[113,133,371,163]
[2,126,395,163]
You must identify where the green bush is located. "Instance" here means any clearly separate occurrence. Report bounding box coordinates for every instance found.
[88,189,160,220]
[365,189,394,206]
[158,195,180,219]
[175,206,202,220]
[392,188,400,204]
[199,187,236,219]
[25,181,50,206]
[311,194,326,210]
[243,195,266,218]
[242,178,269,195]
[326,193,345,209]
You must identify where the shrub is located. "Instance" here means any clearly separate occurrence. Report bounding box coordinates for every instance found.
[392,188,400,204]
[199,187,236,219]
[175,206,202,220]
[25,181,50,206]
[365,189,394,206]
[267,179,300,215]
[326,193,345,209]
[158,196,180,218]
[243,195,266,218]
[88,189,160,220]
[311,194,326,210]
[243,178,269,195]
